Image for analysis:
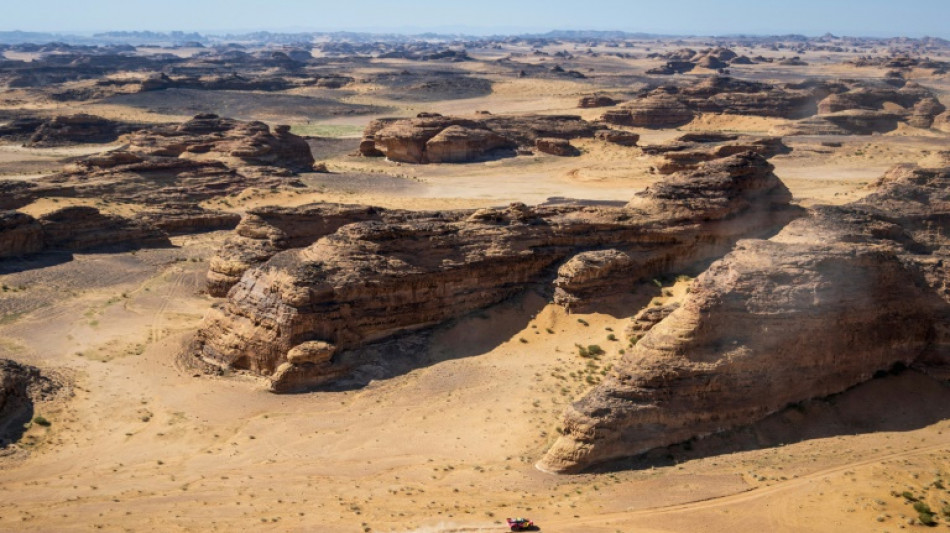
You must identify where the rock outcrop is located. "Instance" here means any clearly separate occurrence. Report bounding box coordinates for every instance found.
[135,205,241,236]
[0,211,43,258]
[642,134,790,174]
[23,114,310,205]
[38,206,170,251]
[191,153,798,391]
[206,203,388,296]
[578,95,619,108]
[612,77,944,132]
[360,113,603,163]
[0,359,58,445]
[0,114,143,146]
[539,164,950,473]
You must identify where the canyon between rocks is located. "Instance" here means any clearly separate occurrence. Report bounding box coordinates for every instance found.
[1,30,950,533]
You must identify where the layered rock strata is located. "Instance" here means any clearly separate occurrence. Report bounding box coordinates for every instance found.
[14,114,311,205]
[192,153,797,391]
[539,164,950,473]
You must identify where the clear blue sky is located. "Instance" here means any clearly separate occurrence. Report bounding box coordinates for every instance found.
[4,0,948,38]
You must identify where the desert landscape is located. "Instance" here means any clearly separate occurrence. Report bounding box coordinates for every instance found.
[1,11,950,533]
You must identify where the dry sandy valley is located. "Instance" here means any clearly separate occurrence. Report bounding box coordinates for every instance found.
[0,29,949,533]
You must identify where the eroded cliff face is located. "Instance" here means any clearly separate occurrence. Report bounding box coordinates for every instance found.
[191,153,797,392]
[539,165,950,473]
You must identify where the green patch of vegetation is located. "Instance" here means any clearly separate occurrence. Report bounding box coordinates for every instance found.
[33,416,51,427]
[577,318,589,326]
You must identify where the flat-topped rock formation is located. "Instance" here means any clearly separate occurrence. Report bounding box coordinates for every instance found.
[191,153,798,392]
[359,113,604,163]
[609,77,945,132]
[539,164,950,473]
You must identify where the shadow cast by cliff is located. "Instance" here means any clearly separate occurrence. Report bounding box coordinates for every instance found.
[586,368,950,473]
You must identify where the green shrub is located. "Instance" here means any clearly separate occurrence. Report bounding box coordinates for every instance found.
[33,416,51,427]
[587,345,605,357]
[902,491,918,502]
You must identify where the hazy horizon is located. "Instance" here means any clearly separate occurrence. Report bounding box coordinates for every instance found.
[3,0,949,39]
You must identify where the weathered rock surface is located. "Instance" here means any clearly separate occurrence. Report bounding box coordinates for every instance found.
[206,203,388,296]
[647,135,790,174]
[578,95,619,108]
[191,153,797,391]
[25,114,310,204]
[38,206,170,251]
[612,77,944,132]
[535,137,578,157]
[361,113,602,163]
[24,114,143,147]
[135,205,241,236]
[0,211,43,258]
[539,164,950,473]
[594,130,639,147]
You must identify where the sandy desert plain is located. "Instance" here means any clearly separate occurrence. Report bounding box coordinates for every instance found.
[0,32,950,532]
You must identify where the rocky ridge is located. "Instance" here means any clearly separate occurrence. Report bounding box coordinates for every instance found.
[539,163,950,473]
[191,153,798,392]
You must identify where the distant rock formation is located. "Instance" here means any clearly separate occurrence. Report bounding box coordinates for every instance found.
[539,163,950,473]
[8,114,312,205]
[613,77,945,132]
[191,153,798,392]
[641,133,790,174]
[578,95,619,108]
[0,114,146,146]
[359,113,604,163]
[0,211,43,258]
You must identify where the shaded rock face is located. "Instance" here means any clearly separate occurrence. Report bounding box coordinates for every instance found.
[539,165,950,474]
[0,359,58,445]
[23,114,311,205]
[594,130,639,147]
[535,138,578,157]
[578,95,619,108]
[642,134,790,175]
[24,114,142,147]
[39,206,170,251]
[612,77,944,132]
[134,205,241,236]
[361,114,602,163]
[0,211,43,258]
[191,153,798,391]
[0,115,145,146]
